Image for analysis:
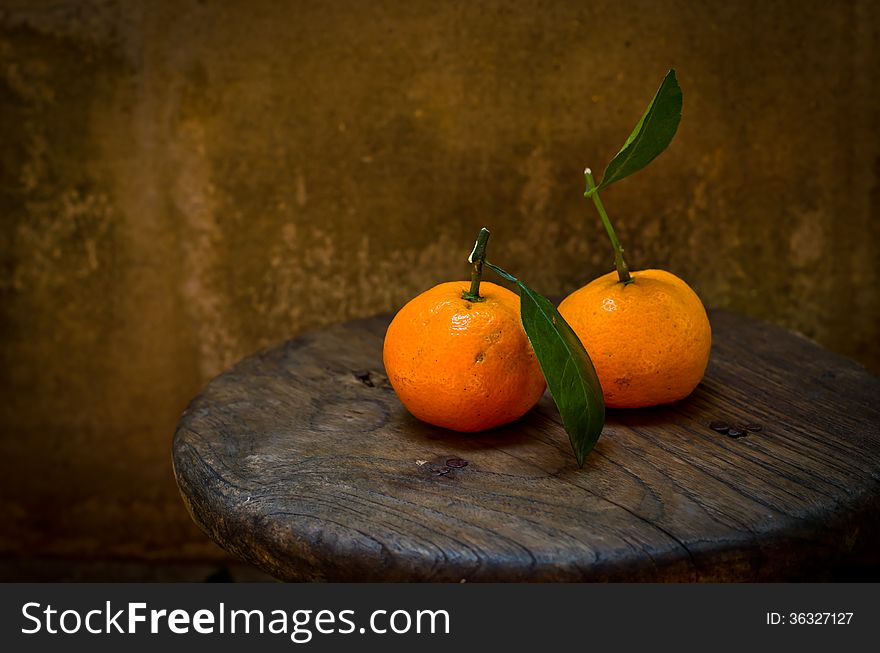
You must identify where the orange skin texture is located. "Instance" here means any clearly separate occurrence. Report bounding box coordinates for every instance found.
[383,281,546,432]
[558,269,712,408]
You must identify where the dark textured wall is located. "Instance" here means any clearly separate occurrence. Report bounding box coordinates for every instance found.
[1,0,878,568]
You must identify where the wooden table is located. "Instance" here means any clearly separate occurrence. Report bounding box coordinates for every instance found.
[172,310,880,581]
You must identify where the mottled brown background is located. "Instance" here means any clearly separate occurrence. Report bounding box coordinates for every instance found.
[1,0,877,579]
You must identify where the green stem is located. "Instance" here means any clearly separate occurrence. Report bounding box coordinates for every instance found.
[484,260,517,284]
[462,227,491,302]
[584,168,632,284]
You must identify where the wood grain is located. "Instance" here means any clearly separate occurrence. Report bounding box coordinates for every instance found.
[172,310,880,581]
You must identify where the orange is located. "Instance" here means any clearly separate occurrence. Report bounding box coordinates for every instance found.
[558,269,711,408]
[383,281,546,432]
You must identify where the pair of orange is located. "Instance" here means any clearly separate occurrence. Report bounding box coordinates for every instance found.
[385,68,711,432]
[383,261,711,432]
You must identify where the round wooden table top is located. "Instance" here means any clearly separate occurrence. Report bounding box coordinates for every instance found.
[172,310,879,581]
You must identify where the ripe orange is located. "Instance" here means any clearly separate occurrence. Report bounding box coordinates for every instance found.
[558,269,711,408]
[383,281,546,432]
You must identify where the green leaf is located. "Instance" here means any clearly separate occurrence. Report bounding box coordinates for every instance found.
[597,69,682,191]
[486,262,605,466]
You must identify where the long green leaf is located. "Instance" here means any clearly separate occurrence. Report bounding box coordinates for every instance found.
[597,69,682,191]
[486,262,605,466]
